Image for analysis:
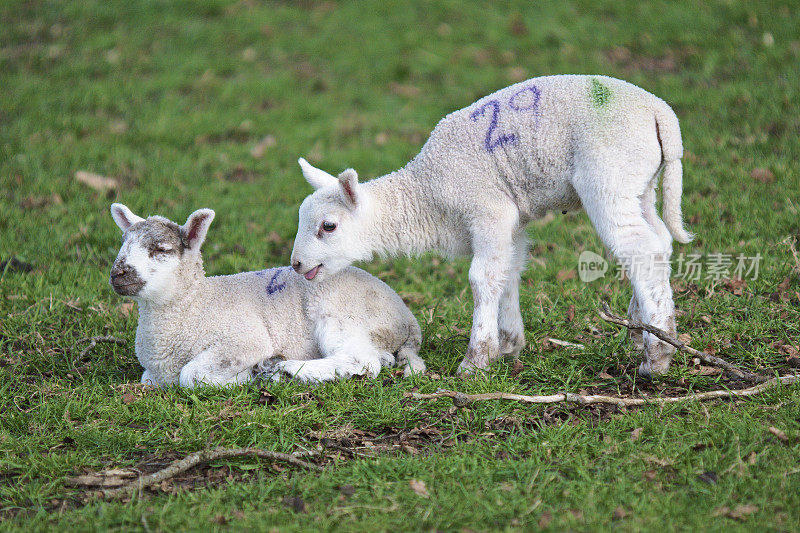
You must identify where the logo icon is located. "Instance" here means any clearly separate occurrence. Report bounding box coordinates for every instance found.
[578,251,608,282]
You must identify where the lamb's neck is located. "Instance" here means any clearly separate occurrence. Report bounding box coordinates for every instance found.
[363,164,441,257]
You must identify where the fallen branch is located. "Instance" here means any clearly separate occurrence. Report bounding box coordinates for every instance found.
[407,375,798,408]
[101,447,322,500]
[76,335,126,359]
[598,302,769,384]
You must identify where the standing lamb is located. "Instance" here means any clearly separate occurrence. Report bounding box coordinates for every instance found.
[108,203,424,387]
[288,75,692,377]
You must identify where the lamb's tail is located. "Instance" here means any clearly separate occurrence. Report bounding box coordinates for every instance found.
[654,100,693,244]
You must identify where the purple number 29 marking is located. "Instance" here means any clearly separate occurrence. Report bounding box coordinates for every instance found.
[470,85,541,153]
[470,99,516,153]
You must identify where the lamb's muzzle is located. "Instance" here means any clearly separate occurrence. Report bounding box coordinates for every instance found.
[109,262,144,296]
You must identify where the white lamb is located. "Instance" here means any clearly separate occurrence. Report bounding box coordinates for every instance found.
[288,75,692,377]
[108,203,424,387]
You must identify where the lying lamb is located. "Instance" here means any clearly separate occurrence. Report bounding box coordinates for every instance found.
[108,203,424,387]
[289,75,692,377]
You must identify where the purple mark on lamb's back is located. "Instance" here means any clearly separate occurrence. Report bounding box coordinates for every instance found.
[471,84,542,153]
[471,99,517,153]
[255,267,288,295]
[266,268,288,295]
[508,85,541,112]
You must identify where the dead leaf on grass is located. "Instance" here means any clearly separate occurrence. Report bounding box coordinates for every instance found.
[713,504,759,520]
[750,167,774,183]
[642,455,673,467]
[389,82,420,98]
[121,392,136,404]
[250,135,276,158]
[630,427,643,442]
[75,171,118,192]
[689,366,723,376]
[409,479,430,498]
[557,269,576,281]
[538,511,552,528]
[722,278,747,295]
[19,193,63,209]
[768,426,789,443]
[510,359,524,377]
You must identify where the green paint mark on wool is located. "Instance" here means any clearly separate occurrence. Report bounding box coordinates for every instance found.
[590,78,612,108]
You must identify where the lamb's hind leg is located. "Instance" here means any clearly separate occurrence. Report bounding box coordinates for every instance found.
[627,294,645,351]
[275,324,386,383]
[577,174,676,376]
[179,348,257,388]
[498,230,529,357]
[628,184,674,352]
[458,207,520,373]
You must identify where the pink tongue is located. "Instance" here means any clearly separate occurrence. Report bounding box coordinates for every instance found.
[304,265,320,280]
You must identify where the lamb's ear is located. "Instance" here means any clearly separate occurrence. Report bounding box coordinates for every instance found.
[298,157,338,190]
[181,208,215,251]
[110,203,144,232]
[338,168,360,208]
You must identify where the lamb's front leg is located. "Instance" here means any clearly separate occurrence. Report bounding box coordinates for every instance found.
[141,369,156,386]
[179,345,266,388]
[459,215,518,373]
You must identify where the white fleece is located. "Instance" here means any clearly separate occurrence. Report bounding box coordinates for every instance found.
[289,75,692,377]
[109,204,424,387]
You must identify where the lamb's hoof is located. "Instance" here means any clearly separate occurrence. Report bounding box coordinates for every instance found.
[403,361,427,378]
[498,331,525,358]
[629,328,645,351]
[639,338,676,378]
[457,357,489,375]
[254,359,284,382]
[638,358,671,379]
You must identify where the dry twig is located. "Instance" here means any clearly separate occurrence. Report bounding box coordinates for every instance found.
[101,447,322,500]
[598,302,769,383]
[547,338,585,349]
[77,336,126,359]
[780,236,800,275]
[407,375,798,408]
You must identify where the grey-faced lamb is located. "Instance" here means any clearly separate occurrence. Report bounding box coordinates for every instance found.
[288,75,692,377]
[108,203,424,387]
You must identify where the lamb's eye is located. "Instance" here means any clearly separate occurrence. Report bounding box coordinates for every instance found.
[150,244,172,257]
[321,221,337,233]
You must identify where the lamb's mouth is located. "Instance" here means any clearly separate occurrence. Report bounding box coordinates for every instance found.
[111,280,145,295]
[303,264,322,280]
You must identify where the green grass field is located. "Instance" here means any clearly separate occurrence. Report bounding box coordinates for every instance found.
[2,0,800,530]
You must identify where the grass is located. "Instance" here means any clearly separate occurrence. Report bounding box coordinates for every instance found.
[2,0,800,530]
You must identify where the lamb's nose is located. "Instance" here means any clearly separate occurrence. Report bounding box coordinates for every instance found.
[292,260,302,274]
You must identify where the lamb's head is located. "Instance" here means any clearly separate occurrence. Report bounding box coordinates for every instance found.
[109,203,214,302]
[290,158,372,282]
